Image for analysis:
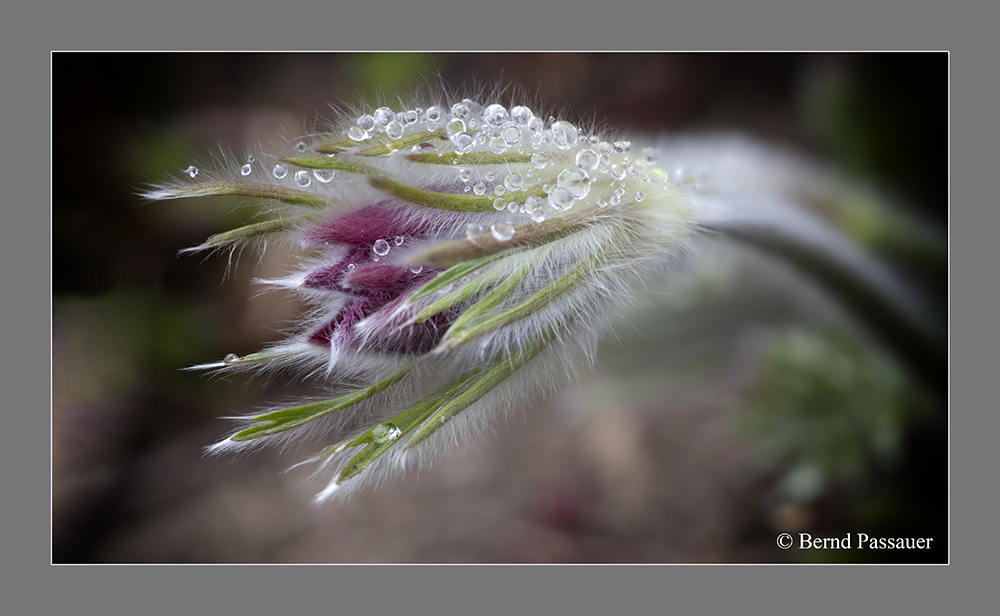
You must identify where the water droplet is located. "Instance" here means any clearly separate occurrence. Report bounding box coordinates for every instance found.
[556,168,591,199]
[452,132,475,154]
[371,422,402,444]
[184,166,199,178]
[501,124,522,146]
[507,202,518,213]
[314,169,335,183]
[615,187,625,196]
[294,170,311,187]
[597,197,609,208]
[531,152,549,169]
[613,140,631,153]
[598,141,613,156]
[491,221,515,241]
[373,239,390,256]
[247,154,256,163]
[528,116,544,133]
[511,105,533,125]
[494,185,506,196]
[493,197,506,211]
[357,115,375,131]
[272,163,288,179]
[483,104,509,127]
[426,106,441,122]
[295,141,308,152]
[223,353,239,364]
[404,110,418,125]
[409,263,424,274]
[386,121,404,140]
[459,169,471,182]
[394,235,404,246]
[610,164,626,180]
[504,173,524,191]
[348,125,368,141]
[649,168,667,183]
[240,163,252,176]
[575,148,600,171]
[451,102,470,119]
[347,263,356,271]
[609,195,621,206]
[547,186,576,211]
[530,208,546,223]
[489,136,507,154]
[373,107,394,127]
[466,223,484,240]
[468,118,481,131]
[473,182,486,195]
[551,121,578,150]
[635,192,645,202]
[485,171,496,181]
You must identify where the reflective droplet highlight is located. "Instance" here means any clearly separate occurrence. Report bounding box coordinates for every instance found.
[294,170,311,187]
[373,239,390,256]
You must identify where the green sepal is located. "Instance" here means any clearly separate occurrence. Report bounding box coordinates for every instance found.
[153,180,328,208]
[230,368,410,441]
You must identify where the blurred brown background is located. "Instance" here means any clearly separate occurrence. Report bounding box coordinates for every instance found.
[52,52,947,563]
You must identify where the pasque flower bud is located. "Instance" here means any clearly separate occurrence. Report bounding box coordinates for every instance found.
[144,93,935,502]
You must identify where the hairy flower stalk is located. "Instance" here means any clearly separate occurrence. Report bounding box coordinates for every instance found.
[144,95,939,502]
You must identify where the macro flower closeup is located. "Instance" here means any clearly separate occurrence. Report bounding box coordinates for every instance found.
[144,90,940,504]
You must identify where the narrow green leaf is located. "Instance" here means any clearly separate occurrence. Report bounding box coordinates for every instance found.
[280,155,382,176]
[151,180,328,208]
[201,214,315,247]
[406,151,532,165]
[404,341,545,450]
[368,177,545,213]
[231,368,410,441]
[407,253,507,303]
[355,129,448,157]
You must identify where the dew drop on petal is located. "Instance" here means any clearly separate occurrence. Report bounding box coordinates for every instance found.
[348,125,368,141]
[409,263,424,274]
[547,186,576,211]
[491,221,515,241]
[404,110,418,125]
[598,141,613,156]
[494,185,506,196]
[556,168,591,199]
[551,121,578,150]
[493,197,506,211]
[358,115,376,132]
[347,263,356,271]
[426,106,441,122]
[597,197,609,208]
[610,164,626,180]
[184,166,199,178]
[489,136,507,154]
[294,170,311,187]
[272,163,287,179]
[386,121,404,140]
[634,192,645,202]
[483,104,509,127]
[610,195,621,206]
[485,171,496,181]
[296,141,308,152]
[459,169,471,182]
[649,168,668,183]
[223,353,239,364]
[531,152,549,169]
[501,124,522,146]
[314,169,335,183]
[466,223,484,240]
[373,239,390,256]
[394,235,404,246]
[530,208,546,223]
[240,163,252,176]
[575,149,600,171]
[473,182,486,195]
[451,102,470,119]
[511,105,533,125]
[452,132,475,154]
[504,173,524,190]
[507,202,518,213]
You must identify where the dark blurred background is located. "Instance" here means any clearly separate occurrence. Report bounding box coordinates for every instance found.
[52,52,947,563]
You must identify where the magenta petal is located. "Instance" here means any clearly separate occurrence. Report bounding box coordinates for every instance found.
[303,203,463,247]
[341,264,431,293]
[302,245,370,291]
[307,294,389,347]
